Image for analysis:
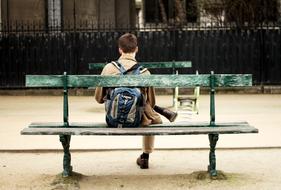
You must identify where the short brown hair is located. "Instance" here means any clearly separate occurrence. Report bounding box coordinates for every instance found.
[118,33,138,53]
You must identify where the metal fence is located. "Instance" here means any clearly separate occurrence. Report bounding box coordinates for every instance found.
[0,22,281,87]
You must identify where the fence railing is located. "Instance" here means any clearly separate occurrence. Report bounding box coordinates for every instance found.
[1,20,280,32]
[0,22,281,87]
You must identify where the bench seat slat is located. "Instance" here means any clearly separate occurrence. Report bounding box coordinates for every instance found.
[28,121,251,128]
[22,121,258,135]
[21,125,258,135]
[26,74,252,88]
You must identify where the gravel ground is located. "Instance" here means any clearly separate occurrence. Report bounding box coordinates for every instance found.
[0,94,280,149]
[1,149,281,190]
[0,94,280,189]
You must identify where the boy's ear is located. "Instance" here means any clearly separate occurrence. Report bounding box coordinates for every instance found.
[135,46,138,53]
[119,48,123,55]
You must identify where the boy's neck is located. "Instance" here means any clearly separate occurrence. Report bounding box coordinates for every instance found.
[120,52,136,59]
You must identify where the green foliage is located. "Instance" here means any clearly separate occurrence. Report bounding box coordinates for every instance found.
[198,0,280,25]
[224,0,279,24]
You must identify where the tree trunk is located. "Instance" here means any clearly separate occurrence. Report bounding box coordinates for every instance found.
[277,0,281,23]
[175,0,187,24]
[158,0,168,23]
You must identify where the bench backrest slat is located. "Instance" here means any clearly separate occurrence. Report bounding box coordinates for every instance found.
[88,61,192,70]
[26,74,252,88]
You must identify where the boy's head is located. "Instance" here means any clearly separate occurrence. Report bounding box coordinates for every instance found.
[118,33,138,54]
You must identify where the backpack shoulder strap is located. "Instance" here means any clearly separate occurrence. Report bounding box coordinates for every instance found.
[111,61,126,74]
[112,61,147,75]
[139,67,148,74]
[124,63,149,75]
[123,63,140,74]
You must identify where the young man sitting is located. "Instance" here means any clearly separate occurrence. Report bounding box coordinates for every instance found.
[94,33,177,169]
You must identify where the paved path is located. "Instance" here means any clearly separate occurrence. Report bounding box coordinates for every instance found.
[0,94,281,189]
[1,149,281,190]
[0,94,280,150]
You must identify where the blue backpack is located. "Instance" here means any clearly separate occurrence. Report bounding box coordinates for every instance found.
[105,61,145,128]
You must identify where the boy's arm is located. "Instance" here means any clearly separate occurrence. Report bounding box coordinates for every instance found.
[146,87,156,107]
[141,69,156,107]
[94,64,114,104]
[94,87,105,104]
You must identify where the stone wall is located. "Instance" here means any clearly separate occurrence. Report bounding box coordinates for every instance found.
[1,0,136,28]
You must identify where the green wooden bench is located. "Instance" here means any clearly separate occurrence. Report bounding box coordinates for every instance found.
[21,71,258,177]
[88,61,192,70]
[89,61,192,107]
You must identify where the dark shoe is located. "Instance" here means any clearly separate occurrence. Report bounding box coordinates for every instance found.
[164,110,178,122]
[136,156,149,169]
[154,105,178,122]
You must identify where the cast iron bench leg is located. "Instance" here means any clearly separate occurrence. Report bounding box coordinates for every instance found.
[60,135,72,177]
[208,134,219,176]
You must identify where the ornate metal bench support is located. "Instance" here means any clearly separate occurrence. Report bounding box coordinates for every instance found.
[208,134,219,176]
[208,71,219,176]
[59,72,72,177]
[60,135,72,177]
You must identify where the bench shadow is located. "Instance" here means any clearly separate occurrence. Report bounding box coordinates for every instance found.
[47,170,252,190]
[50,172,82,190]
